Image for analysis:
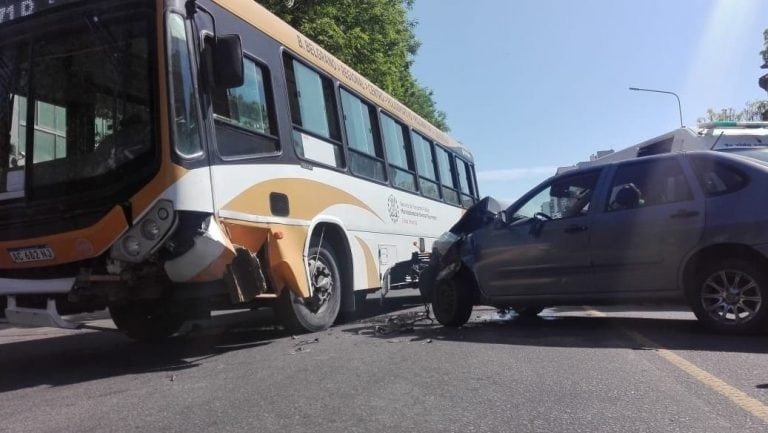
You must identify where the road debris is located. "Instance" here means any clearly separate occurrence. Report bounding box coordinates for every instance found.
[358,304,434,336]
[294,337,319,348]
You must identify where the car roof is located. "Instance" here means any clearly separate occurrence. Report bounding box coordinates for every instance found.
[550,150,768,182]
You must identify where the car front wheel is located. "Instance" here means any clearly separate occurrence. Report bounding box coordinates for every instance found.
[432,275,473,327]
[689,258,768,333]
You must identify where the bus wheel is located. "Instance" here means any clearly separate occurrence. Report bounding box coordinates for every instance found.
[277,244,342,333]
[110,299,184,342]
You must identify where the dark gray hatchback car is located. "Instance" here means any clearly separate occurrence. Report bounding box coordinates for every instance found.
[426,151,768,332]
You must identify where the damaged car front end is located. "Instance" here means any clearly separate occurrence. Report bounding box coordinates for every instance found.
[418,197,508,326]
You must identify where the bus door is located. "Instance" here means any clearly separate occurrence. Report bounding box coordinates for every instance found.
[193,8,282,216]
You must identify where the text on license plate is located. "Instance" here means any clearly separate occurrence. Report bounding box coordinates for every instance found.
[8,246,56,263]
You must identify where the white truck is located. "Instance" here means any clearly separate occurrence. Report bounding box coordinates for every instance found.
[584,121,768,166]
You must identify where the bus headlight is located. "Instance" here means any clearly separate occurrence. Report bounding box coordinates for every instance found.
[111,200,177,263]
[122,236,142,257]
[141,219,161,241]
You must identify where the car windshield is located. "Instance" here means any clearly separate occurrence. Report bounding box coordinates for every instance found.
[0,3,154,200]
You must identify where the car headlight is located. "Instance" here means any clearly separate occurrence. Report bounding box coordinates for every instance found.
[434,231,460,256]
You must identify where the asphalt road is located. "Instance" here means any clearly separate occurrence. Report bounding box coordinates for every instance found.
[2,290,768,433]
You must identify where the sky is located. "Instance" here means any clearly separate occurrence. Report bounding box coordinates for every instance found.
[409,0,768,202]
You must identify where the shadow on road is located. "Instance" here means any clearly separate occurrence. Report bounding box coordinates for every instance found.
[344,304,768,356]
[0,316,281,394]
[4,292,762,395]
[0,294,421,394]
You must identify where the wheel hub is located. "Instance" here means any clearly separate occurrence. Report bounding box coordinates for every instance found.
[701,270,762,325]
[308,256,333,311]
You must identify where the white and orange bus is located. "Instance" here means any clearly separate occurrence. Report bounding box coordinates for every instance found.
[0,0,478,339]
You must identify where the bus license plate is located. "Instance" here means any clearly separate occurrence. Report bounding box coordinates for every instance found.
[8,246,55,263]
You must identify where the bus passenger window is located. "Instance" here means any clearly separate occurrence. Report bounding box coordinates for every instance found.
[340,89,385,181]
[381,113,417,192]
[167,14,203,157]
[436,146,460,205]
[212,57,278,158]
[412,132,440,200]
[456,157,476,207]
[214,59,272,135]
[284,56,343,168]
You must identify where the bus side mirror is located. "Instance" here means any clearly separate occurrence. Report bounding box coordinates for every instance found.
[214,34,244,88]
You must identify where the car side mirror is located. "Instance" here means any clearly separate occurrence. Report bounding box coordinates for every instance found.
[213,34,244,88]
[499,211,509,225]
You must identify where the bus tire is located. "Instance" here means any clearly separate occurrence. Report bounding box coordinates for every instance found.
[110,299,184,342]
[277,244,342,333]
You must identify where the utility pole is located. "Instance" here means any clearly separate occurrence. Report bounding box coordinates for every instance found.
[629,87,684,128]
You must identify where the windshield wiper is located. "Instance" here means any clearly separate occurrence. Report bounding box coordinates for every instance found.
[83,13,126,81]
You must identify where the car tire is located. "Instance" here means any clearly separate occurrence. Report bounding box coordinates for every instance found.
[432,274,473,327]
[515,306,544,317]
[277,244,342,333]
[0,296,6,319]
[689,258,768,333]
[110,299,184,342]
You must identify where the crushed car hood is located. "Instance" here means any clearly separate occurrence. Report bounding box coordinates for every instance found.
[449,196,509,235]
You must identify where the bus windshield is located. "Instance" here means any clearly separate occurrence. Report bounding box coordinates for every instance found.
[0,3,155,201]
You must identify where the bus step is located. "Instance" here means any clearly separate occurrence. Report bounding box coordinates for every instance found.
[4,297,80,329]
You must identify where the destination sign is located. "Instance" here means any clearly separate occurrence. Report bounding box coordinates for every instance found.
[0,0,82,25]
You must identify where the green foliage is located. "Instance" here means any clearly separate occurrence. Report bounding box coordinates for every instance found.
[762,29,768,66]
[699,28,768,124]
[260,0,448,131]
[697,100,768,123]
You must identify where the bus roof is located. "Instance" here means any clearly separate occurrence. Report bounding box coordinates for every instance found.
[698,121,768,130]
[211,0,473,160]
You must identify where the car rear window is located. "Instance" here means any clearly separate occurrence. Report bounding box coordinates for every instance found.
[689,155,749,196]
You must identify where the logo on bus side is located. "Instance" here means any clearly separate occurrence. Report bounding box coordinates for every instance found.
[387,195,400,223]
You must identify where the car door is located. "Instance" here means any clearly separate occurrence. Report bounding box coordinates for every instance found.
[471,169,603,298]
[590,155,705,294]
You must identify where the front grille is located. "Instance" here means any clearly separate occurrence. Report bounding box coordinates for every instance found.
[0,205,112,242]
[0,257,103,279]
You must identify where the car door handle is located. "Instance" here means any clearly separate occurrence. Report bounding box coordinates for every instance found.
[669,210,700,219]
[564,224,588,234]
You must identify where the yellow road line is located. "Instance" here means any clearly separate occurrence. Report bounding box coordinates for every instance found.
[582,306,768,424]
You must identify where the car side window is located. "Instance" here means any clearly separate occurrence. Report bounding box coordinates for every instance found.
[689,155,749,196]
[607,159,693,211]
[515,171,600,220]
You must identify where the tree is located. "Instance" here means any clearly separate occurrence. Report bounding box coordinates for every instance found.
[260,0,449,131]
[699,28,768,123]
[761,28,768,66]
[698,100,768,123]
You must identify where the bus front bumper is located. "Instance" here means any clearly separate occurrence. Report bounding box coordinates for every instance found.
[0,277,76,296]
